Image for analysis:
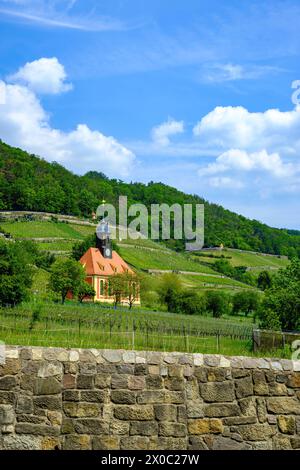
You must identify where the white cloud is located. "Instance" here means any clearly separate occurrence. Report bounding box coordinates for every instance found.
[0,62,135,177]
[201,63,283,83]
[151,118,184,147]
[8,57,72,95]
[207,176,244,189]
[193,105,300,154]
[0,0,125,31]
[202,149,296,179]
[191,105,300,194]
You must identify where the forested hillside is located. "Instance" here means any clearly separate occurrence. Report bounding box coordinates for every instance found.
[1,140,300,257]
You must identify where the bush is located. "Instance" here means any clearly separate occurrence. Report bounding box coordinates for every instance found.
[232,290,260,317]
[205,291,230,318]
[259,259,300,331]
[258,308,281,331]
[175,290,206,316]
[257,270,272,290]
[0,240,34,306]
[49,258,86,304]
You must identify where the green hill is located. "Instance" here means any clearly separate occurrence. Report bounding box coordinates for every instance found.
[1,139,300,257]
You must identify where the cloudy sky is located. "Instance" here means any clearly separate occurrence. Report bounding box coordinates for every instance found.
[0,0,300,229]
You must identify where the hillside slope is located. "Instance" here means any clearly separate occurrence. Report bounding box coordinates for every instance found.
[1,139,300,257]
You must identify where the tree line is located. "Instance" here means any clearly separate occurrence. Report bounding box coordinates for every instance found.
[1,140,300,257]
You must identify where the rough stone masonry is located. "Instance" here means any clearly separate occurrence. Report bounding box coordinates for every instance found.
[0,346,300,450]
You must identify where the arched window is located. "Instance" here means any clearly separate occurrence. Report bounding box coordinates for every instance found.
[100,280,104,296]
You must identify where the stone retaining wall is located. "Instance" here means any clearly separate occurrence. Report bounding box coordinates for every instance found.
[0,346,300,450]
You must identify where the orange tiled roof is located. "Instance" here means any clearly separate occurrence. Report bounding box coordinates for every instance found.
[80,247,134,276]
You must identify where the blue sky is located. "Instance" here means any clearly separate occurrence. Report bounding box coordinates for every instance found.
[0,0,300,229]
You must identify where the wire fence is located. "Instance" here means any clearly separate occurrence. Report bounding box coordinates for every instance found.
[0,306,254,355]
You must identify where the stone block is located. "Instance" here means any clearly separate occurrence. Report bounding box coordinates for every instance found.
[159,422,186,437]
[15,423,59,436]
[73,418,109,435]
[235,376,254,398]
[0,358,21,376]
[38,362,63,378]
[63,374,76,389]
[137,390,165,404]
[77,374,94,389]
[146,375,163,389]
[33,396,62,411]
[154,404,177,422]
[16,395,33,414]
[63,435,91,450]
[0,391,15,405]
[188,437,208,450]
[114,405,154,421]
[62,390,80,402]
[93,436,120,450]
[95,374,111,389]
[111,374,128,389]
[267,397,300,415]
[200,381,235,402]
[2,435,41,450]
[235,424,276,441]
[277,415,295,434]
[204,403,240,418]
[111,390,136,404]
[287,373,300,388]
[149,437,187,450]
[211,436,250,450]
[0,404,14,424]
[34,377,61,395]
[110,420,130,435]
[79,363,97,375]
[81,390,107,403]
[102,350,122,363]
[128,376,145,390]
[188,418,223,435]
[41,437,61,450]
[187,401,204,418]
[120,436,149,450]
[0,376,17,390]
[63,402,101,418]
[130,421,158,436]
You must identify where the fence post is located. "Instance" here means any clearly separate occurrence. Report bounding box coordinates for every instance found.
[216,332,220,353]
[132,319,135,350]
[146,322,149,349]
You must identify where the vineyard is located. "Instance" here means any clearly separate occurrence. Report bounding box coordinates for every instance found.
[0,302,261,356]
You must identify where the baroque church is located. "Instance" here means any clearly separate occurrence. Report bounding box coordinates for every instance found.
[79,221,140,305]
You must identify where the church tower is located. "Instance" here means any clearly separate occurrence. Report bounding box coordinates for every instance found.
[96,221,112,259]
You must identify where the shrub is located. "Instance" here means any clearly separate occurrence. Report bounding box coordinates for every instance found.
[205,291,230,318]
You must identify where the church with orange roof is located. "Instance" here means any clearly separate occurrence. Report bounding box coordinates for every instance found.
[79,222,140,305]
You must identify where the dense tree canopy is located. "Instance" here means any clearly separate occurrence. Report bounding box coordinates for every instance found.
[1,140,300,257]
[0,240,34,306]
[49,258,86,304]
[259,259,300,331]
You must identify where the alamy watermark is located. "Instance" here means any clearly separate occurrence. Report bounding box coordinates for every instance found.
[291,80,300,106]
[95,196,204,251]
[291,340,300,361]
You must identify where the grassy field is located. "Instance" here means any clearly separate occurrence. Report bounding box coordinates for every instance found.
[0,301,254,355]
[118,245,217,274]
[179,273,255,290]
[1,220,94,239]
[0,302,291,358]
[36,241,75,252]
[192,248,289,270]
